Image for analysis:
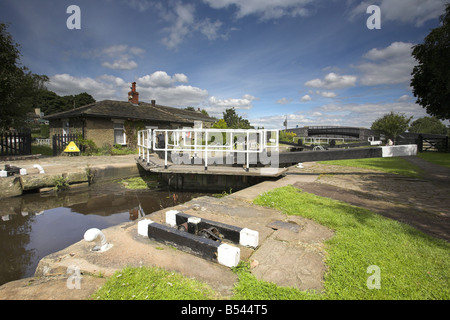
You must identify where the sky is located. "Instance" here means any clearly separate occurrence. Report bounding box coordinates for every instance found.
[1,0,448,129]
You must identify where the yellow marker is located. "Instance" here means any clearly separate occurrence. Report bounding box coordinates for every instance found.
[64,141,80,152]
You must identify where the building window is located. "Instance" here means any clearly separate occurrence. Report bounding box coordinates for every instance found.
[114,122,126,145]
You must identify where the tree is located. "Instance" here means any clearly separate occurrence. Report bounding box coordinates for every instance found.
[211,119,228,143]
[0,23,49,131]
[371,112,412,144]
[66,92,96,109]
[185,106,210,117]
[411,4,450,120]
[223,107,254,129]
[409,116,447,135]
[211,119,227,129]
[26,90,96,116]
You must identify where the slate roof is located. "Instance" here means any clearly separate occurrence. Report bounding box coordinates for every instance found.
[44,100,215,124]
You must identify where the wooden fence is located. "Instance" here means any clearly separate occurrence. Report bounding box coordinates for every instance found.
[397,133,449,153]
[52,134,79,156]
[0,131,32,157]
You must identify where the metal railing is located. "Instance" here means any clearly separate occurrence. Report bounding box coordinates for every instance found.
[138,128,279,170]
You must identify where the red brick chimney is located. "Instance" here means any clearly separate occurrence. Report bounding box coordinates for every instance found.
[128,82,139,104]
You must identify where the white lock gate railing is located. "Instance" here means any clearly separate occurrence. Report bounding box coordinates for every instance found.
[138,128,279,171]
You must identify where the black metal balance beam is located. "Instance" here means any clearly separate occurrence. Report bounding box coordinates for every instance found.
[137,218,243,268]
[166,210,259,248]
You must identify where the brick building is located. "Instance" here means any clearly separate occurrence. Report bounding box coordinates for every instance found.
[45,82,215,148]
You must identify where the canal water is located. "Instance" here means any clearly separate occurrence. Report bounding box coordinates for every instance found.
[0,181,209,286]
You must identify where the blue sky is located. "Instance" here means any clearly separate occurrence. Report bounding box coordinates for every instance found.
[1,0,448,129]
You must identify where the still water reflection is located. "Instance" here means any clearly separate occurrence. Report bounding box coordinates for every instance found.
[0,182,208,286]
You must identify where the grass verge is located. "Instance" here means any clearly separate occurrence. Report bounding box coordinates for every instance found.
[417,152,450,168]
[318,157,423,177]
[91,266,218,300]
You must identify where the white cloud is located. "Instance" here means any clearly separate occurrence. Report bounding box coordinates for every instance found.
[356,42,416,86]
[276,98,293,105]
[203,94,258,117]
[208,95,257,109]
[122,0,153,12]
[74,44,145,70]
[305,73,357,90]
[301,94,312,102]
[98,45,144,70]
[47,70,262,112]
[139,85,209,107]
[397,94,412,102]
[312,101,429,128]
[381,0,446,26]
[102,59,138,70]
[197,18,223,40]
[158,2,226,49]
[100,45,145,58]
[47,74,127,100]
[161,2,196,49]
[135,71,207,106]
[47,71,207,107]
[97,74,126,87]
[316,91,337,98]
[137,71,189,88]
[203,0,313,20]
[249,99,430,130]
[348,0,446,26]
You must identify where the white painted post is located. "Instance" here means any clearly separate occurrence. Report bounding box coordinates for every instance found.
[138,219,154,237]
[240,228,259,248]
[246,131,249,171]
[138,130,141,159]
[164,130,168,169]
[165,210,180,227]
[205,131,208,170]
[146,129,150,164]
[217,243,240,268]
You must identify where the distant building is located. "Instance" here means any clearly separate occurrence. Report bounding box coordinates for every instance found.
[44,82,215,147]
[26,108,49,125]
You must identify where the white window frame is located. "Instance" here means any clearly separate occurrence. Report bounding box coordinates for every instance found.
[113,120,127,146]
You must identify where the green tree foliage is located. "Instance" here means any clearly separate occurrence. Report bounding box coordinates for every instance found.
[409,116,447,135]
[0,23,49,131]
[371,112,412,144]
[211,119,228,129]
[411,4,450,120]
[223,107,253,129]
[279,130,296,142]
[30,90,95,116]
[184,106,210,117]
